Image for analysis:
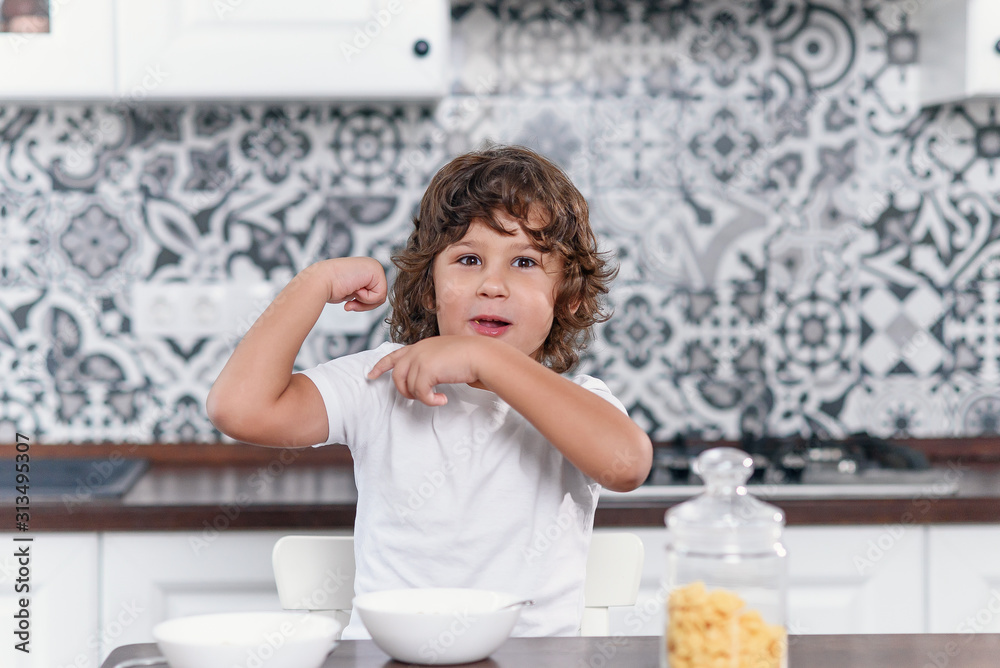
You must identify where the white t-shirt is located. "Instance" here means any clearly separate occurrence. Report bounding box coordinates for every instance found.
[300,341,627,639]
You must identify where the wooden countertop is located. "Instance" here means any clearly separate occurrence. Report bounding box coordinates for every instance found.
[102,634,1000,668]
[4,441,1000,531]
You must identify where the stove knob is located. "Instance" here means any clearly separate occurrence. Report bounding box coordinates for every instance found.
[666,456,692,482]
[748,454,770,483]
[837,458,858,475]
[779,453,806,483]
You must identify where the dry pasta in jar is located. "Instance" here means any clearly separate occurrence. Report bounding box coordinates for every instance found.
[666,581,785,668]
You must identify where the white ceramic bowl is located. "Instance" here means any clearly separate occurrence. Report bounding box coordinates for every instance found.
[152,611,341,668]
[353,588,523,665]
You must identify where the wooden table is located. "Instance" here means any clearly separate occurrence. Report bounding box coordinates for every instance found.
[102,634,1000,667]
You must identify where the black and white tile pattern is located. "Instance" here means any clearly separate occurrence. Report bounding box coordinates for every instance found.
[2,0,1000,445]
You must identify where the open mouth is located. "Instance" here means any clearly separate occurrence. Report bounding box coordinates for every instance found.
[471,317,511,335]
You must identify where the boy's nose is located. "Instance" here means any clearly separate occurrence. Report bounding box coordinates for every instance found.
[477,267,509,298]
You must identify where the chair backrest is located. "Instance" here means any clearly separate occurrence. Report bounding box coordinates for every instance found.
[272,532,644,637]
[271,535,356,635]
[581,532,645,636]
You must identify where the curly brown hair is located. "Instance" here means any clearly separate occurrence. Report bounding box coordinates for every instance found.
[388,144,616,373]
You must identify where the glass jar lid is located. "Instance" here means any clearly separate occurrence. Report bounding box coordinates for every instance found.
[665,447,785,555]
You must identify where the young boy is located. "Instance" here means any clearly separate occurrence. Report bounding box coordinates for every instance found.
[207,145,652,638]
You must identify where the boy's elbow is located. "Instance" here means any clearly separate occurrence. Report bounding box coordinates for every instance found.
[601,433,653,493]
[206,386,249,440]
[206,388,230,435]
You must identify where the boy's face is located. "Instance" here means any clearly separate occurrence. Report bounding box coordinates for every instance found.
[431,209,562,360]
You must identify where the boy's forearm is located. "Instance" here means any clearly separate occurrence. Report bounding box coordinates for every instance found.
[477,342,653,492]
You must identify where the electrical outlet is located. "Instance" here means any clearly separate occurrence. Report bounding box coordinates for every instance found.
[132,282,232,336]
[315,303,377,334]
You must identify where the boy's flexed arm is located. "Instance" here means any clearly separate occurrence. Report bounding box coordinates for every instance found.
[207,258,387,447]
[368,337,653,491]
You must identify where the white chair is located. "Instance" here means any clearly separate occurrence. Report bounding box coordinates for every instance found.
[272,532,644,638]
[581,532,645,636]
[272,535,356,634]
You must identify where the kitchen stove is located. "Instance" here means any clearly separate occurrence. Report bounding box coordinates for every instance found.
[601,433,961,501]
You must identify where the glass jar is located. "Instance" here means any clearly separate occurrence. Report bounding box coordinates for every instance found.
[661,447,788,668]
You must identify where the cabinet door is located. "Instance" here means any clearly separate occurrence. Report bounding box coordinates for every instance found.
[784,526,925,634]
[0,0,115,99]
[114,0,449,100]
[100,531,285,662]
[600,526,927,636]
[968,0,1000,98]
[928,525,1000,633]
[99,529,350,663]
[0,533,99,668]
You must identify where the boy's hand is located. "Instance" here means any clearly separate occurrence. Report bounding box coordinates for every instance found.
[367,336,495,406]
[326,257,388,312]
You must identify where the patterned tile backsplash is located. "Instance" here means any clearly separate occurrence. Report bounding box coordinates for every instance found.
[2,0,1000,445]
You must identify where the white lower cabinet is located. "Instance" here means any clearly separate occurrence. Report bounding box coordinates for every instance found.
[98,529,348,663]
[9,524,999,664]
[0,533,100,668]
[597,525,926,636]
[99,531,287,661]
[783,526,925,634]
[928,525,1000,633]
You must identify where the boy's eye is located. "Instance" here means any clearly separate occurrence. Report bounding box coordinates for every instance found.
[513,257,538,269]
[457,255,481,266]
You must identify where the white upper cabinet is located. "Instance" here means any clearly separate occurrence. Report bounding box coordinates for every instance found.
[917,0,1000,106]
[114,0,450,101]
[0,0,449,101]
[0,0,116,99]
